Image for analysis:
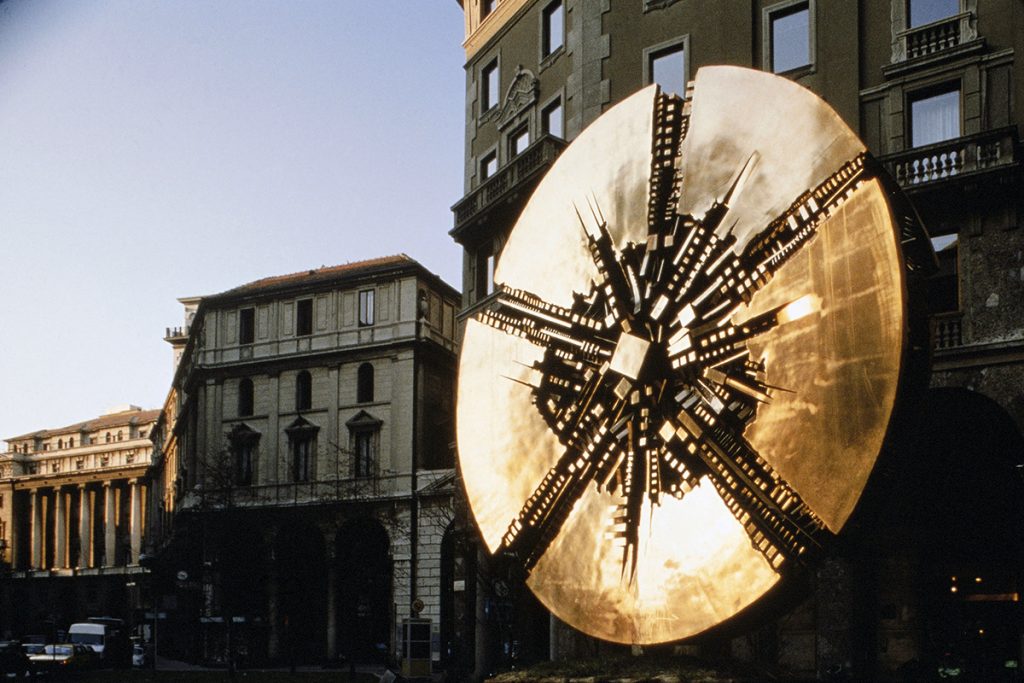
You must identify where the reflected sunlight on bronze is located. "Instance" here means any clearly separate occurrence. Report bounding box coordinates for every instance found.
[457,66,918,644]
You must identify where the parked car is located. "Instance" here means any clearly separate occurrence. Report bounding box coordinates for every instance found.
[131,644,147,668]
[28,644,97,674]
[0,641,33,679]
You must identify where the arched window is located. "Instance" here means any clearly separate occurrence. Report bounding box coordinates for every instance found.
[357,363,374,403]
[238,378,254,417]
[296,371,312,412]
[117,430,123,441]
[58,439,63,449]
[105,432,111,443]
[68,437,74,448]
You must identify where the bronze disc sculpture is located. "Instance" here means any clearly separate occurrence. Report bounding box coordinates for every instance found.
[457,66,927,644]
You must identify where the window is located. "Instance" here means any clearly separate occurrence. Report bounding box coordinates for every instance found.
[105,432,111,443]
[481,0,497,19]
[928,235,959,313]
[296,299,313,336]
[295,371,312,412]
[354,432,375,478]
[542,98,563,138]
[909,0,958,28]
[542,1,564,58]
[286,418,318,483]
[357,363,375,404]
[646,40,687,97]
[227,423,260,487]
[57,439,63,449]
[238,378,254,417]
[117,430,123,441]
[910,85,960,148]
[509,125,530,158]
[358,289,375,326]
[768,2,811,73]
[480,151,498,181]
[481,59,499,112]
[480,252,497,297]
[68,438,74,448]
[347,411,382,479]
[239,307,255,345]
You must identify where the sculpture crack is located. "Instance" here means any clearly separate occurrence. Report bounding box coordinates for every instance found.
[474,91,874,582]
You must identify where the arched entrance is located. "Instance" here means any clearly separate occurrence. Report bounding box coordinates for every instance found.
[274,521,327,664]
[887,388,1024,677]
[334,518,391,664]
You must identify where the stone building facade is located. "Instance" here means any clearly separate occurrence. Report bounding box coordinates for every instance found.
[144,255,462,668]
[0,406,160,637]
[450,1,1024,679]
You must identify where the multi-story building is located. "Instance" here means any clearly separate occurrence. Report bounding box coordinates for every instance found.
[0,406,160,637]
[450,1,1024,679]
[144,255,463,668]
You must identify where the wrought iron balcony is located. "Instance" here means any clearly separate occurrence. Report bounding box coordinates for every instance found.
[880,127,1019,189]
[451,135,567,238]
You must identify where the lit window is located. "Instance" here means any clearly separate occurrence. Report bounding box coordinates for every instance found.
[481,59,499,112]
[909,0,958,28]
[769,2,811,73]
[238,378,254,417]
[647,43,687,97]
[510,125,530,158]
[910,86,960,147]
[296,371,312,412]
[357,363,375,404]
[296,299,313,336]
[542,98,563,138]
[542,1,564,58]
[358,289,375,327]
[480,151,498,181]
[239,308,255,345]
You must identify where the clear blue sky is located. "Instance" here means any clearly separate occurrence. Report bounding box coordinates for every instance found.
[0,1,467,443]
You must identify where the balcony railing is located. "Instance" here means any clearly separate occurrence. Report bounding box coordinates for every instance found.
[931,311,964,350]
[880,127,1018,189]
[452,135,567,234]
[902,12,974,61]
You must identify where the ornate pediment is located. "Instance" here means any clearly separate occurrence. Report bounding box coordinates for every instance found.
[489,65,539,130]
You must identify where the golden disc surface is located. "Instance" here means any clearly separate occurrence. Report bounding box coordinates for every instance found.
[457,66,908,644]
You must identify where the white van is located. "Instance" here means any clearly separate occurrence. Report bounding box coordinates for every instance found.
[68,623,108,658]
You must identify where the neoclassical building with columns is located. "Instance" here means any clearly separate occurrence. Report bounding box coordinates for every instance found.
[0,405,160,636]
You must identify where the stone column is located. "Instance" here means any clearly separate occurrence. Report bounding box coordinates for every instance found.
[104,482,116,567]
[325,544,337,659]
[267,551,279,660]
[129,478,142,564]
[30,489,43,570]
[78,485,92,568]
[54,487,67,569]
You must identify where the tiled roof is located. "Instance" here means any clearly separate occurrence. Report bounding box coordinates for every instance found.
[5,408,161,442]
[208,254,417,301]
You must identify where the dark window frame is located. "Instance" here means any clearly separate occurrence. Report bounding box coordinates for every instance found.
[541,95,564,138]
[541,0,564,59]
[285,418,318,483]
[227,424,260,487]
[357,363,375,404]
[764,0,815,75]
[642,36,690,98]
[296,370,313,412]
[358,289,375,327]
[238,378,254,417]
[296,298,313,336]
[508,123,530,158]
[908,81,962,149]
[481,58,500,113]
[239,307,255,345]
